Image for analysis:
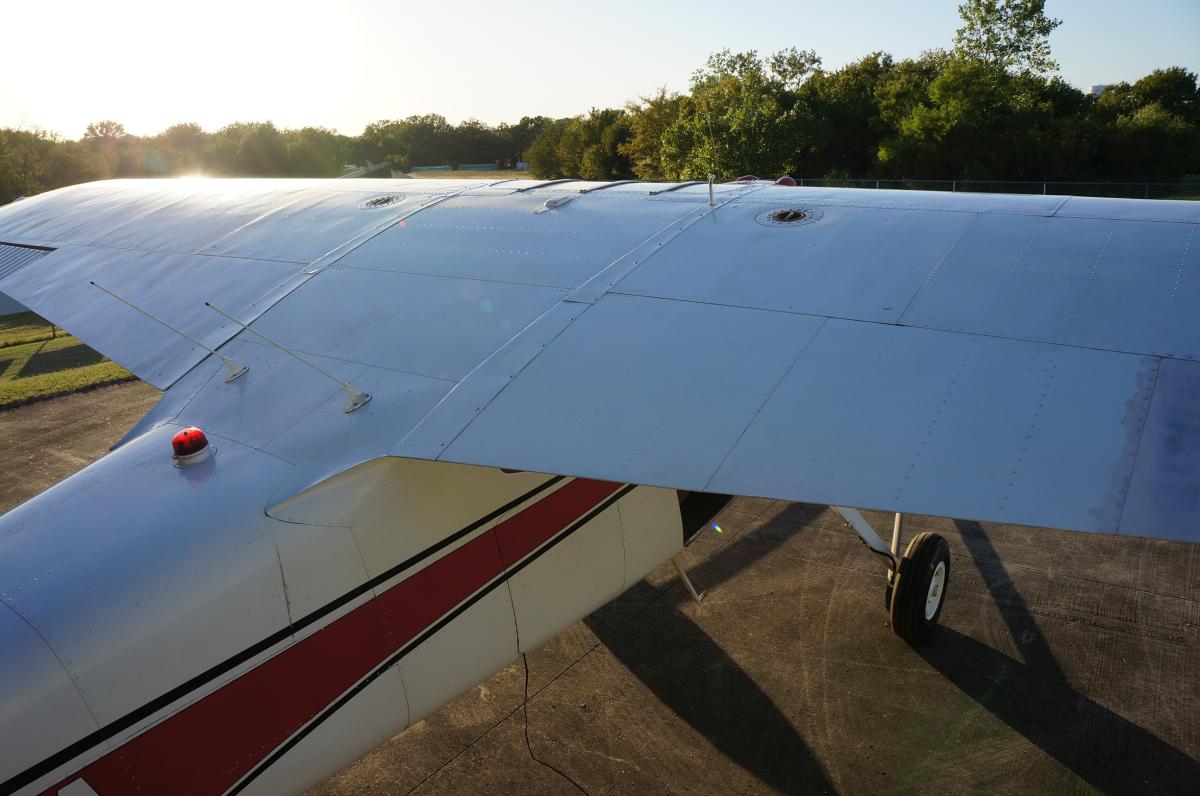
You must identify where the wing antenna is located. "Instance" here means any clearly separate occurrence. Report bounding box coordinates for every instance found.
[204,302,371,413]
[90,281,248,382]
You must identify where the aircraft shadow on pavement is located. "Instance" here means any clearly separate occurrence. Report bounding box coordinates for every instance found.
[583,502,836,795]
[921,521,1200,794]
[582,505,1198,795]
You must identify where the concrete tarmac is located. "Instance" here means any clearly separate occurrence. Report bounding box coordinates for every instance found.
[1,382,1197,795]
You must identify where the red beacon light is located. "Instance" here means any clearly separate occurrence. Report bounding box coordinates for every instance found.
[171,427,213,467]
[775,175,797,186]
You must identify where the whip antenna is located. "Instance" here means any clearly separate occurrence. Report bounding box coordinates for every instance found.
[204,302,371,412]
[90,281,248,382]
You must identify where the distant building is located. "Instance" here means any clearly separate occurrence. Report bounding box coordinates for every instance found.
[1090,85,1108,97]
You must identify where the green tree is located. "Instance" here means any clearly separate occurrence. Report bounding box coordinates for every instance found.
[81,120,128,177]
[452,118,502,165]
[524,119,569,177]
[82,120,126,142]
[620,90,684,180]
[579,111,633,180]
[284,127,348,176]
[0,129,102,204]
[954,0,1061,74]
[360,114,455,167]
[661,49,819,180]
[499,115,552,166]
[156,123,207,173]
[523,111,634,179]
[1098,68,1199,125]
[878,57,1091,180]
[800,53,895,177]
[1101,103,1200,180]
[1130,68,1199,123]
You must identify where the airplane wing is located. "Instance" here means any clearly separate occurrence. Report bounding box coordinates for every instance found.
[1,178,1196,541]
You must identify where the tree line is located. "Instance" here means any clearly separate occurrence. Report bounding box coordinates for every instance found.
[1,1,1197,205]
[526,54,1199,185]
[0,116,555,205]
[525,1,1199,183]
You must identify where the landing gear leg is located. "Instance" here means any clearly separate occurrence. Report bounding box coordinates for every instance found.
[884,512,902,608]
[833,507,949,643]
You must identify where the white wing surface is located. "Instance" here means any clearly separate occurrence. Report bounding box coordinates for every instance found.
[1,178,1196,541]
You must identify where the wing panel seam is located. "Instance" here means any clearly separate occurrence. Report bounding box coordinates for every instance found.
[608,289,1200,363]
[702,317,830,492]
[895,212,981,325]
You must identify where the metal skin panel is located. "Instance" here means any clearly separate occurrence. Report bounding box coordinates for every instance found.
[89,183,319,256]
[266,458,395,528]
[900,215,1200,359]
[0,179,459,254]
[0,605,99,787]
[269,459,551,581]
[57,779,101,796]
[0,244,307,388]
[0,181,175,246]
[0,426,293,728]
[263,365,452,474]
[1119,358,1200,540]
[613,203,977,323]
[615,487,685,589]
[198,189,435,264]
[708,320,1159,534]
[240,666,409,796]
[723,185,1071,215]
[143,339,453,493]
[346,461,551,583]
[506,501,624,653]
[167,341,374,451]
[398,587,517,724]
[268,517,372,623]
[394,302,582,460]
[439,293,828,489]
[1055,195,1200,223]
[250,266,569,381]
[336,191,697,288]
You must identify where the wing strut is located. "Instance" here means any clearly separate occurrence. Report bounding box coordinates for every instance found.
[833,507,897,571]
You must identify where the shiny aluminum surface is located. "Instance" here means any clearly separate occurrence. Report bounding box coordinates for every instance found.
[1,178,1197,542]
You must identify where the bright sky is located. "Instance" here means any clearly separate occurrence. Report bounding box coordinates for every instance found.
[2,0,1197,138]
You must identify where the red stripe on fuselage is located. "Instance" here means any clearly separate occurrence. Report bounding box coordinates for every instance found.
[43,478,622,796]
[493,477,624,568]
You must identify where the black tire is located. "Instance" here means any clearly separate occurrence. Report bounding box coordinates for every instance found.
[889,532,950,643]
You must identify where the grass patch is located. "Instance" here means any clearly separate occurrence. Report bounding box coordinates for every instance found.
[0,312,135,408]
[0,310,63,348]
[0,360,134,408]
[0,336,100,379]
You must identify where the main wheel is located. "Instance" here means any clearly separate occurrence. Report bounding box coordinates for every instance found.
[889,532,950,642]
